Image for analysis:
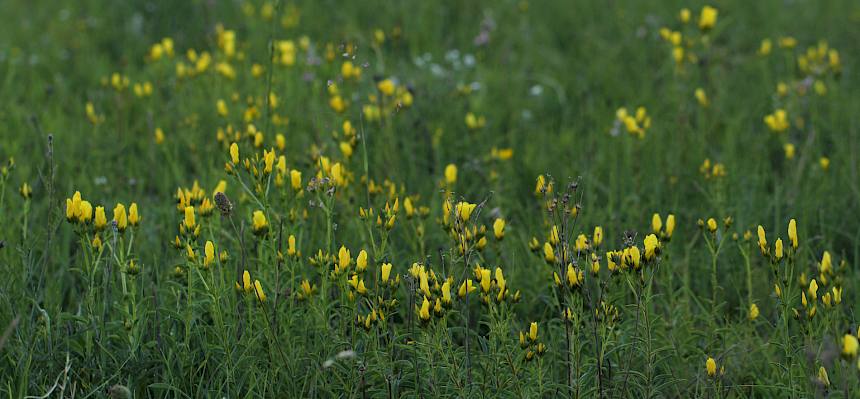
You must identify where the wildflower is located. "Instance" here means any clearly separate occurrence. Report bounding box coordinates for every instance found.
[843,334,859,359]
[114,203,128,232]
[665,214,676,238]
[643,234,659,261]
[535,175,551,196]
[787,219,797,249]
[377,79,395,96]
[92,206,106,231]
[254,280,266,302]
[749,303,759,320]
[418,296,431,322]
[679,8,691,23]
[204,241,215,268]
[441,280,452,304]
[356,250,368,272]
[817,366,830,387]
[337,246,352,273]
[758,39,772,56]
[230,142,239,164]
[19,183,32,199]
[652,213,662,234]
[252,210,268,235]
[444,164,457,185]
[290,169,302,191]
[706,357,717,377]
[694,88,709,107]
[808,279,818,300]
[263,149,275,174]
[574,234,588,252]
[184,206,196,230]
[819,157,830,171]
[493,218,505,240]
[242,270,252,293]
[455,202,477,222]
[706,218,717,233]
[698,5,717,31]
[381,262,392,283]
[78,201,93,224]
[623,246,641,270]
[543,242,556,263]
[784,143,796,159]
[588,227,603,248]
[529,322,538,341]
[128,203,140,226]
[458,279,476,298]
[757,225,767,254]
[764,109,789,132]
[774,238,784,260]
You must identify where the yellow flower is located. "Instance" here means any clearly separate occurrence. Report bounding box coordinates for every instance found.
[377,79,395,96]
[843,334,859,358]
[356,250,368,272]
[242,270,252,293]
[493,218,505,240]
[458,279,476,298]
[543,242,556,263]
[78,201,93,224]
[757,225,767,254]
[204,241,215,267]
[441,280,452,304]
[455,202,477,222]
[252,210,268,235]
[263,148,275,174]
[679,8,691,23]
[184,206,196,230]
[749,303,759,320]
[658,216,673,239]
[154,127,165,144]
[529,322,538,341]
[764,109,789,132]
[254,280,266,302]
[128,203,140,226]
[698,5,718,31]
[593,226,604,247]
[758,39,772,56]
[819,157,830,171]
[480,269,491,293]
[817,366,830,387]
[783,143,796,159]
[788,219,798,249]
[643,234,659,261]
[706,218,717,233]
[774,238,783,260]
[418,296,431,321]
[820,251,832,274]
[381,263,392,283]
[113,203,128,232]
[444,164,457,185]
[808,279,818,300]
[290,169,302,191]
[94,206,107,231]
[230,142,239,164]
[651,213,662,234]
[338,246,352,272]
[19,183,32,199]
[694,88,709,107]
[706,357,717,377]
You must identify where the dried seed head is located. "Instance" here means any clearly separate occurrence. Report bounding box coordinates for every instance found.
[214,192,233,216]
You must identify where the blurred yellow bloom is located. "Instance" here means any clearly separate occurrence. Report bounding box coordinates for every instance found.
[114,203,128,232]
[699,6,717,31]
[252,210,268,235]
[706,357,717,377]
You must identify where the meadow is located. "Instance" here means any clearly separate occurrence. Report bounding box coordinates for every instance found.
[1,0,860,397]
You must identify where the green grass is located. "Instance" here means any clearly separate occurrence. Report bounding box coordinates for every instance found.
[1,0,859,397]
